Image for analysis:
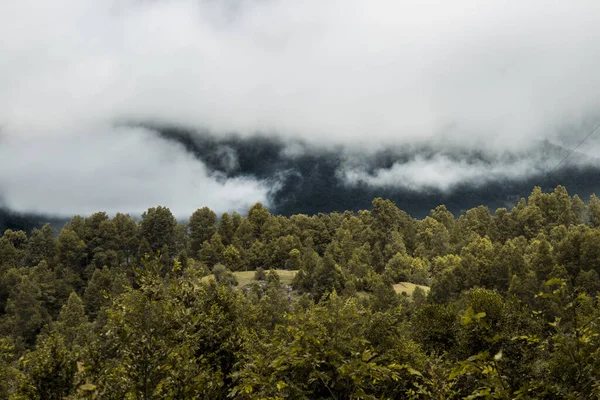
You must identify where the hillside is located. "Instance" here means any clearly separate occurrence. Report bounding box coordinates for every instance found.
[1,185,600,398]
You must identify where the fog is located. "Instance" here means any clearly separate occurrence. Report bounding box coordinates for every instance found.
[2,0,600,215]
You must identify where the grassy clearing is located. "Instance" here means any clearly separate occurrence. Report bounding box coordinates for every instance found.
[233,270,298,287]
[393,282,430,296]
[204,271,428,297]
[203,269,298,288]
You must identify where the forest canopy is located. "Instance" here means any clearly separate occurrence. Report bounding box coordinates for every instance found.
[1,186,600,398]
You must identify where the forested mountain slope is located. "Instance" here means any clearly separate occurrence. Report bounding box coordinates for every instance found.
[1,186,600,398]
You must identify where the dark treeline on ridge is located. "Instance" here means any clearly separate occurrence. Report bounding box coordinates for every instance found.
[143,125,600,217]
[3,186,600,398]
[4,126,600,234]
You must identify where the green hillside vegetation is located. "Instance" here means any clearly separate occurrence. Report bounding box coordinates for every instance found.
[2,185,600,398]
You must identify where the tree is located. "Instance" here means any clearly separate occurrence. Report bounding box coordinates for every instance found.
[0,338,30,399]
[494,207,516,243]
[431,254,462,278]
[247,203,271,237]
[525,236,556,282]
[456,206,497,245]
[460,236,495,288]
[54,292,90,348]
[267,235,302,270]
[113,213,140,266]
[371,198,403,242]
[222,245,242,271]
[412,303,456,353]
[414,217,450,259]
[199,233,225,267]
[189,207,218,255]
[454,288,506,358]
[19,333,77,399]
[174,221,189,255]
[83,266,126,319]
[84,212,110,250]
[383,230,407,263]
[31,260,73,320]
[218,212,235,246]
[554,225,587,277]
[0,230,27,268]
[2,229,27,250]
[579,228,600,274]
[429,204,455,232]
[212,264,238,286]
[367,274,401,312]
[486,239,524,292]
[56,228,87,284]
[4,276,49,348]
[589,194,600,228]
[571,194,586,225]
[511,198,544,239]
[384,252,413,283]
[575,269,600,296]
[233,219,255,251]
[311,254,345,300]
[232,293,425,399]
[25,224,56,267]
[140,206,177,256]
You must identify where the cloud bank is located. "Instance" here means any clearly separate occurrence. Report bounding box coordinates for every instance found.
[2,0,600,216]
[0,127,268,216]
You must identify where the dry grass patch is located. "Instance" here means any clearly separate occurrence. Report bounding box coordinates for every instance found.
[393,282,430,296]
[203,269,298,288]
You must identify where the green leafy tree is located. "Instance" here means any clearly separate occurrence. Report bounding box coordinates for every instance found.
[112,213,140,266]
[140,206,177,256]
[233,293,425,399]
[25,224,56,267]
[415,217,451,259]
[589,194,600,228]
[0,229,27,268]
[222,245,242,271]
[199,233,226,267]
[218,212,235,246]
[525,236,556,282]
[3,276,49,348]
[384,252,413,283]
[189,207,218,255]
[54,292,90,346]
[19,333,77,399]
[311,254,346,300]
[83,267,126,319]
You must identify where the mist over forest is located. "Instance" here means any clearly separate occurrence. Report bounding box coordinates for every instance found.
[5,1,600,397]
[3,0,600,226]
[4,123,600,233]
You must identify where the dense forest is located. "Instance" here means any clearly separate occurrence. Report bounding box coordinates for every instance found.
[2,186,600,398]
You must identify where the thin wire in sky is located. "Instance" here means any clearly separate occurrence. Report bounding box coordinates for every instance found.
[547,121,600,175]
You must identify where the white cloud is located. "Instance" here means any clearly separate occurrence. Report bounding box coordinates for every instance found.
[2,0,600,214]
[0,127,268,217]
[2,0,600,146]
[340,146,600,192]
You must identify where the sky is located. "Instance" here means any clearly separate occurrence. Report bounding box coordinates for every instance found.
[2,0,600,217]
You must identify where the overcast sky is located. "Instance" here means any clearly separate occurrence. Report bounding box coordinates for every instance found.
[2,0,600,216]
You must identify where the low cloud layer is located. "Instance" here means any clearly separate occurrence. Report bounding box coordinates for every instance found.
[342,155,546,192]
[2,0,600,216]
[0,127,268,216]
[340,141,600,192]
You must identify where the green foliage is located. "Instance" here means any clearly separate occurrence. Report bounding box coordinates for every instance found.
[2,187,600,398]
[140,206,177,256]
[232,293,425,399]
[189,206,218,255]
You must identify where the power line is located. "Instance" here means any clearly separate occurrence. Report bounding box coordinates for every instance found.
[547,121,600,175]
